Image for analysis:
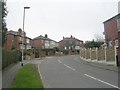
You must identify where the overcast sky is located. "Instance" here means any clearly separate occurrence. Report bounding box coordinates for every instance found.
[6,0,119,42]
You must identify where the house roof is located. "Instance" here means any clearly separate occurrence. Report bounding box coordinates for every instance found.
[103,13,120,23]
[8,30,18,35]
[7,30,32,40]
[33,35,50,40]
[58,37,83,43]
[33,35,58,43]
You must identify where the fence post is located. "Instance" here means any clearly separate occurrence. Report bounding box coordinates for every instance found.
[82,48,83,59]
[80,47,82,59]
[85,48,86,60]
[96,47,98,61]
[90,48,91,60]
[114,46,118,66]
[81,48,83,59]
[105,46,107,62]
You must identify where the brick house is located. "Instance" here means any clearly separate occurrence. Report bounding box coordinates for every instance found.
[33,34,58,49]
[103,14,120,47]
[103,14,120,66]
[58,35,84,51]
[3,28,32,50]
[32,35,45,49]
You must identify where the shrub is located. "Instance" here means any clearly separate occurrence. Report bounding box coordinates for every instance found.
[2,49,19,69]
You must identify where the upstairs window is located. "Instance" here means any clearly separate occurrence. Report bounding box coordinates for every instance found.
[115,39,119,47]
[26,39,30,43]
[109,41,112,47]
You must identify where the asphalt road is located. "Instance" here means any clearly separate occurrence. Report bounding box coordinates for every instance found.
[39,55,119,88]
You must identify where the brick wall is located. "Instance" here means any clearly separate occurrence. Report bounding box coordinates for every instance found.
[4,30,33,50]
[33,39,44,49]
[4,34,16,50]
[104,16,118,47]
[58,37,84,50]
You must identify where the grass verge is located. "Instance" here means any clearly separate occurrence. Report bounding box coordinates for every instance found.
[10,64,43,88]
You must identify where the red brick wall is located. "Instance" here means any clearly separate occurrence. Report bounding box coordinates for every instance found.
[16,36,20,49]
[3,34,20,50]
[104,17,118,47]
[58,40,66,50]
[33,39,44,49]
[58,38,84,50]
[4,34,14,50]
[118,32,120,66]
[4,29,33,50]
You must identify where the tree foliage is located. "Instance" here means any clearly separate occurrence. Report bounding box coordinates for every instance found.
[84,39,104,48]
[2,1,8,47]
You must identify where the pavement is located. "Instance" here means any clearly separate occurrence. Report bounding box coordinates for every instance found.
[39,55,119,88]
[2,62,21,88]
[2,59,43,88]
[80,58,119,72]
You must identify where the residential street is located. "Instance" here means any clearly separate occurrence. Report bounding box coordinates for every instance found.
[39,55,119,88]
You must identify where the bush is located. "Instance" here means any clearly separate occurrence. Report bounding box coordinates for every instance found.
[62,50,69,55]
[2,49,19,69]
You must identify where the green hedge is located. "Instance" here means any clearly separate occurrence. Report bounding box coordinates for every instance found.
[2,49,20,69]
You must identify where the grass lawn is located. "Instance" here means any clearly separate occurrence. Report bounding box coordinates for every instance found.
[10,64,44,88]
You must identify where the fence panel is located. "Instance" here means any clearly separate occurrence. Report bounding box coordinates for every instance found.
[106,47,115,61]
[86,49,90,59]
[80,47,115,63]
[98,48,105,61]
[91,48,96,60]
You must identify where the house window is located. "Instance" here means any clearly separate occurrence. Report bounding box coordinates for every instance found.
[19,37,22,41]
[69,46,71,50]
[64,46,67,50]
[19,37,24,42]
[20,44,25,49]
[109,41,112,47]
[75,46,80,50]
[26,39,30,43]
[27,45,31,49]
[115,40,118,47]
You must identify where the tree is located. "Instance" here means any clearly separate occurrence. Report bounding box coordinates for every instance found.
[2,1,8,47]
[94,34,104,42]
[84,39,104,48]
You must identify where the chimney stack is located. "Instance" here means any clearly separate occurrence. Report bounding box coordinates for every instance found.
[45,34,48,38]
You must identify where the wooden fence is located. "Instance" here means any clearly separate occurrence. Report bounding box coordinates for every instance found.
[80,46,118,65]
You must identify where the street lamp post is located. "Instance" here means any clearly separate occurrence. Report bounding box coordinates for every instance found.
[21,6,30,66]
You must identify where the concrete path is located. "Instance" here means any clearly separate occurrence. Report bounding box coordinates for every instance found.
[81,59,118,72]
[2,62,21,88]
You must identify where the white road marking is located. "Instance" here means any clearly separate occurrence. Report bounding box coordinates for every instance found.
[84,74,120,89]
[58,60,62,63]
[64,64,76,71]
